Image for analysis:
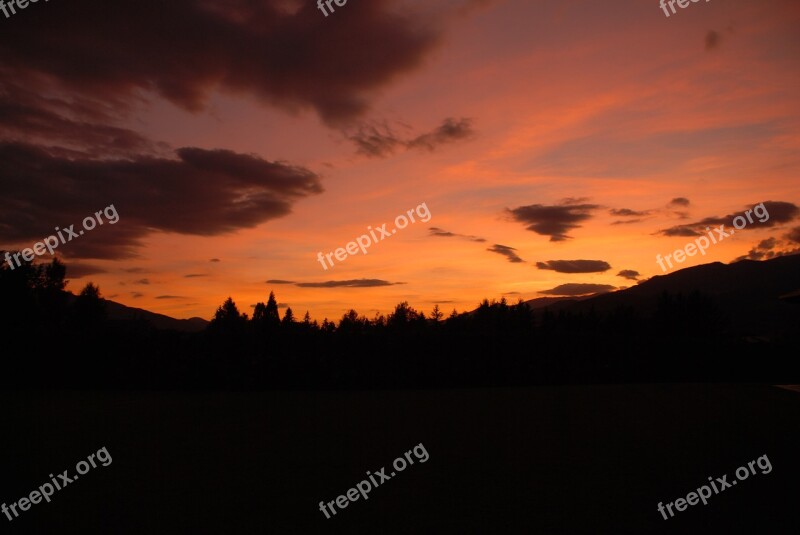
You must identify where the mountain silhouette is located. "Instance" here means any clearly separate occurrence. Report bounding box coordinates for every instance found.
[553,254,800,335]
[81,295,208,332]
[2,252,798,388]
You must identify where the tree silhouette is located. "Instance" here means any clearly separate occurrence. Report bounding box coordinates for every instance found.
[431,304,443,323]
[253,291,281,333]
[210,296,246,336]
[4,255,800,390]
[320,318,336,333]
[72,282,107,327]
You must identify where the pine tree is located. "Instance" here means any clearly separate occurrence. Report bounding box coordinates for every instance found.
[72,282,107,326]
[265,292,280,322]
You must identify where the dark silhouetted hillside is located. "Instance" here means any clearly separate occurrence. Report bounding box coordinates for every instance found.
[558,254,800,335]
[2,251,798,389]
[87,296,208,333]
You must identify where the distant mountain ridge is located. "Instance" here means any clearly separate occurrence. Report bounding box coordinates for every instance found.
[104,299,209,332]
[93,255,799,335]
[542,254,800,334]
[64,292,209,332]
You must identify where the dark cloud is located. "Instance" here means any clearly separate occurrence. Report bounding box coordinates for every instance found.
[155,295,186,300]
[131,292,144,298]
[786,227,800,244]
[539,283,616,296]
[757,238,778,250]
[347,118,474,158]
[609,208,649,217]
[0,0,442,127]
[617,269,640,281]
[406,118,474,151]
[660,226,705,238]
[123,267,148,273]
[133,279,150,285]
[705,30,721,51]
[65,263,107,280]
[742,241,775,260]
[734,248,792,262]
[536,259,611,273]
[734,235,800,261]
[266,279,296,284]
[429,227,457,237]
[508,201,600,241]
[560,197,591,205]
[657,201,800,237]
[0,81,165,159]
[669,197,691,207]
[295,279,404,288]
[210,259,221,263]
[184,274,208,278]
[0,143,323,260]
[487,244,524,263]
[609,206,653,224]
[428,227,486,242]
[346,122,404,158]
[0,1,468,264]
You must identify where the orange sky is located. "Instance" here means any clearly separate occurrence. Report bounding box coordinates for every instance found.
[2,0,799,321]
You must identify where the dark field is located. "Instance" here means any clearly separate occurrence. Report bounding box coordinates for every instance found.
[2,384,799,533]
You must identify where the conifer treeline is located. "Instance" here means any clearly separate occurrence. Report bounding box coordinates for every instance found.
[2,254,797,388]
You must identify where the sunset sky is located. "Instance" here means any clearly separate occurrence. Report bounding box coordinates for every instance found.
[1,0,799,321]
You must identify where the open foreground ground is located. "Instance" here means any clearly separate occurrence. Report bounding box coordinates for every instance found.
[2,384,799,533]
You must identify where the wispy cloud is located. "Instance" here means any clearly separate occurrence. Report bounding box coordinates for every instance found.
[657,201,799,237]
[609,208,649,217]
[705,30,721,51]
[428,227,486,242]
[487,244,524,263]
[539,283,616,296]
[617,269,640,281]
[295,279,405,288]
[733,235,800,261]
[347,118,474,158]
[64,263,107,279]
[536,259,611,273]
